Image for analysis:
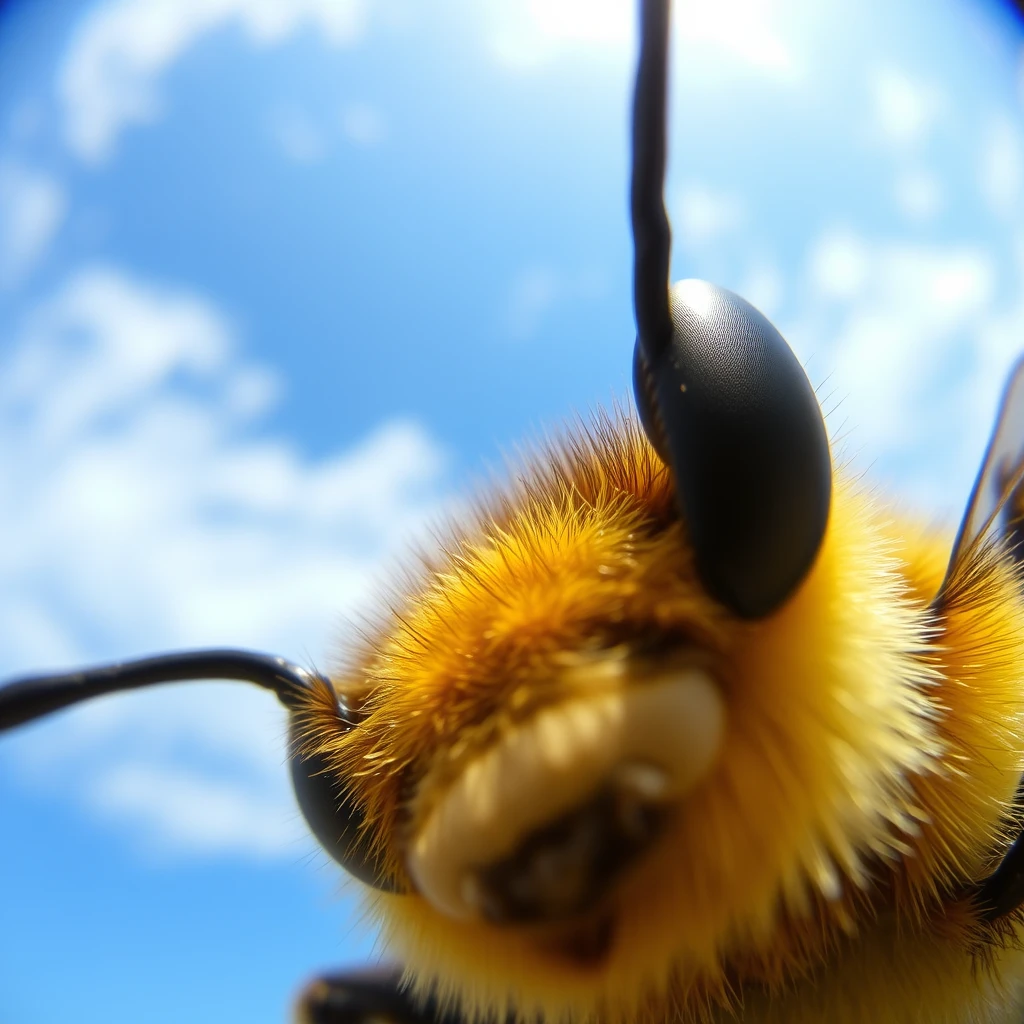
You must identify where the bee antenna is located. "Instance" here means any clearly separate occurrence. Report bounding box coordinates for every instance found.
[628,0,831,619]
[0,648,343,731]
[0,648,397,890]
[631,0,673,364]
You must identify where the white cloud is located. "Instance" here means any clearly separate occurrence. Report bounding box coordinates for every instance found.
[803,229,1002,510]
[0,162,67,289]
[223,364,281,419]
[965,238,1024,455]
[808,228,870,300]
[484,0,629,67]
[59,0,368,162]
[677,0,793,75]
[672,184,744,247]
[979,116,1023,217]
[485,0,794,75]
[870,70,943,149]
[341,102,387,148]
[87,760,305,859]
[739,263,784,321]
[0,265,449,859]
[894,168,943,221]
[0,600,80,673]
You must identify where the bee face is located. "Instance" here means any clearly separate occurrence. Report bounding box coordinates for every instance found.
[297,414,1024,1023]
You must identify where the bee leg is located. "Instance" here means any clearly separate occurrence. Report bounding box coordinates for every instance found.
[295,967,463,1024]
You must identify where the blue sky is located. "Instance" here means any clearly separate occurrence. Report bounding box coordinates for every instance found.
[2,0,1024,1021]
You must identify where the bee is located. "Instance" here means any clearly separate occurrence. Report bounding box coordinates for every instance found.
[5,1,1024,1022]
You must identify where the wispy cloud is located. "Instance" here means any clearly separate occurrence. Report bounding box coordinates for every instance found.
[869,69,943,149]
[484,0,630,68]
[0,162,66,289]
[807,228,870,301]
[59,0,369,162]
[87,760,305,860]
[738,263,784,321]
[827,244,994,447]
[671,184,745,247]
[800,228,1006,510]
[0,265,449,859]
[486,0,796,76]
[677,0,794,75]
[979,115,1023,217]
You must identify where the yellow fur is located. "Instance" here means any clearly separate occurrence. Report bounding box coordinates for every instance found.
[298,412,1024,1024]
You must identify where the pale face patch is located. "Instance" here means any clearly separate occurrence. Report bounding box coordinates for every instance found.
[406,667,725,923]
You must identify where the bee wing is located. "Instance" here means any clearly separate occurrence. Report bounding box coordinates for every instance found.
[935,356,1024,605]
[296,967,470,1024]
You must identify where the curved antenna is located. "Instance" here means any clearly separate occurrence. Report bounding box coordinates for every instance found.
[0,648,395,887]
[631,0,674,361]
[0,648,344,731]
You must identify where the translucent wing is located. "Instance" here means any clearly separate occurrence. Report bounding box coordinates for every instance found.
[932,360,1024,921]
[934,356,1024,606]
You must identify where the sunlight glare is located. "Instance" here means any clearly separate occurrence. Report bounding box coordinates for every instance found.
[488,0,796,77]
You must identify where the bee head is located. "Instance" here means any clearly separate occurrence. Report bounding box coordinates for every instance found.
[308,422,955,1024]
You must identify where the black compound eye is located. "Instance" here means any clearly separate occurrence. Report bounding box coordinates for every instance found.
[629,0,831,619]
[633,281,831,618]
[289,734,398,892]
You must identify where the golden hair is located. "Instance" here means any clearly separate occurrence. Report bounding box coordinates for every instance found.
[296,411,1024,1024]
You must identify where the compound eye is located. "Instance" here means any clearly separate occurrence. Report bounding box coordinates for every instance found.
[634,280,831,618]
[628,0,831,618]
[289,732,398,892]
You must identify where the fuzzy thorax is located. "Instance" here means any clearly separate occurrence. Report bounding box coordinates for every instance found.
[301,414,1024,1024]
